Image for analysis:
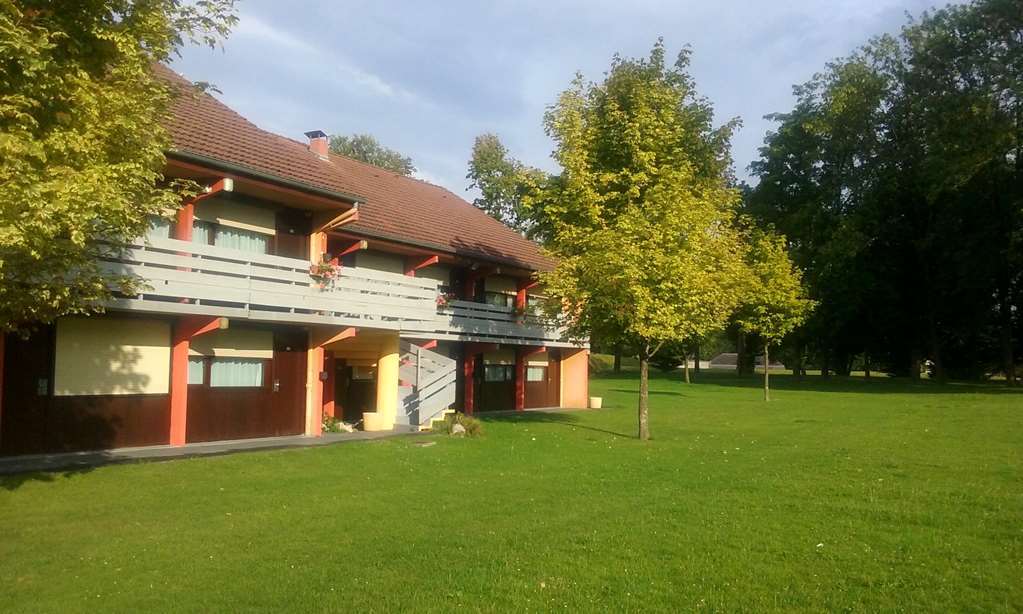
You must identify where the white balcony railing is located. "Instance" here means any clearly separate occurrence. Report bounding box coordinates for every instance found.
[103,237,578,347]
[102,237,439,330]
[402,299,574,347]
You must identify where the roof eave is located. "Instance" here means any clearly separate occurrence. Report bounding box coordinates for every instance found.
[167,149,367,206]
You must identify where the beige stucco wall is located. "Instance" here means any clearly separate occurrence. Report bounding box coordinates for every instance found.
[559,349,589,408]
[189,328,273,358]
[194,196,276,235]
[54,317,171,396]
[416,264,451,286]
[356,250,404,275]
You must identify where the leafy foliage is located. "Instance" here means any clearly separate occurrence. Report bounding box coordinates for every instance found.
[437,412,482,437]
[746,0,1022,382]
[329,133,416,176]
[0,0,236,334]
[532,41,748,438]
[465,133,546,236]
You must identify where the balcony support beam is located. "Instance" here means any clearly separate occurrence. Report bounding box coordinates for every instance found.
[404,255,439,277]
[329,239,367,267]
[516,279,539,311]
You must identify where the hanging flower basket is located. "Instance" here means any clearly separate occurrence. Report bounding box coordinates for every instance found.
[436,292,456,309]
[309,260,340,289]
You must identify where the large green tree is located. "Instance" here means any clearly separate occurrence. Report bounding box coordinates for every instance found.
[0,0,236,334]
[329,133,415,176]
[534,42,748,440]
[747,0,1022,383]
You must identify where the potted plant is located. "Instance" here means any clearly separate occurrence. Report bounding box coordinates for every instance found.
[309,259,340,289]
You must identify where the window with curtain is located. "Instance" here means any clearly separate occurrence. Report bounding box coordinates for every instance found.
[210,358,265,387]
[526,366,546,382]
[214,226,269,254]
[484,364,513,382]
[484,292,514,308]
[192,220,212,245]
[187,357,205,385]
[146,216,172,241]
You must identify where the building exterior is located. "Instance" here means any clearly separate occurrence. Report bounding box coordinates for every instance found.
[0,66,588,457]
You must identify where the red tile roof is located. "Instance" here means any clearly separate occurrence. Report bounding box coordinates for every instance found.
[157,65,553,272]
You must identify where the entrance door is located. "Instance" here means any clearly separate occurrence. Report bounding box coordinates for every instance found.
[476,362,514,411]
[270,330,307,436]
[0,330,53,455]
[275,210,310,259]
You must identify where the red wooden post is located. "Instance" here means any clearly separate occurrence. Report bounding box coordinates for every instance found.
[514,348,526,411]
[463,353,476,415]
[322,351,336,418]
[169,316,224,446]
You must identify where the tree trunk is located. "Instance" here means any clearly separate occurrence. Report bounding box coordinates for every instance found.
[909,349,921,381]
[763,343,770,402]
[927,312,945,382]
[638,352,650,441]
[794,343,804,382]
[863,353,871,378]
[1000,288,1017,387]
[694,344,701,376]
[821,349,830,377]
[683,353,690,384]
[613,343,622,374]
[736,331,745,375]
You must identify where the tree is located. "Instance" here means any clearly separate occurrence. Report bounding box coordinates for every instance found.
[465,133,544,234]
[534,41,748,440]
[329,133,415,175]
[0,0,236,334]
[734,230,815,401]
[746,0,1022,383]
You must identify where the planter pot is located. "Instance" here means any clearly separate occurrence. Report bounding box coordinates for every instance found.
[589,396,603,409]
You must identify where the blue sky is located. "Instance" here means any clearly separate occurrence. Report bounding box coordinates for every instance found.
[171,0,935,194]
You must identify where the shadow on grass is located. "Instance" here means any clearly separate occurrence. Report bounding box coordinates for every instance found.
[0,464,102,491]
[596,370,1023,396]
[482,410,633,439]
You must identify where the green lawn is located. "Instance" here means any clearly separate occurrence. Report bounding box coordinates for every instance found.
[2,373,1021,612]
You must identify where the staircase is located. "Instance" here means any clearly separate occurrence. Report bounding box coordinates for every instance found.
[397,341,457,430]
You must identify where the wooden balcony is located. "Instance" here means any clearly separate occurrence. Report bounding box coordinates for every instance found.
[404,299,576,348]
[102,237,439,331]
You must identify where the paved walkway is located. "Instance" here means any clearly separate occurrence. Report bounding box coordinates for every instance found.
[0,406,591,476]
[0,429,418,476]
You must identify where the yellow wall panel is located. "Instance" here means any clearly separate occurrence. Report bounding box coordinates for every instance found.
[54,317,171,396]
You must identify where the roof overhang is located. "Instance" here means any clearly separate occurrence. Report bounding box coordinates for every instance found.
[166,150,364,213]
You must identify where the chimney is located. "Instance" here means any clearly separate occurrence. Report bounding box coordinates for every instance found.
[305,130,329,159]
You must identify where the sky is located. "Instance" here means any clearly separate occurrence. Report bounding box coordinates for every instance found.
[171,0,936,194]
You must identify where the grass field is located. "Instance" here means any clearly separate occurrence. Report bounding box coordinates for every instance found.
[1,372,1021,612]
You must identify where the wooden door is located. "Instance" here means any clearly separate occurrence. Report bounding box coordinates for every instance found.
[0,329,53,455]
[275,210,310,259]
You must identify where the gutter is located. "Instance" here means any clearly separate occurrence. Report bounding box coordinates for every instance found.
[167,150,367,205]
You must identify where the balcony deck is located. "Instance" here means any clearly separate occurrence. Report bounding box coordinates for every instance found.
[104,237,583,348]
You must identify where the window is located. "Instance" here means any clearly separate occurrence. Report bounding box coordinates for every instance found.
[484,292,514,308]
[484,364,513,382]
[210,358,265,387]
[526,366,546,382]
[187,357,205,385]
[146,216,172,241]
[192,221,269,255]
[215,226,269,254]
[351,366,375,381]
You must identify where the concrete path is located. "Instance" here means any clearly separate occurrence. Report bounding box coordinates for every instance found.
[0,429,419,476]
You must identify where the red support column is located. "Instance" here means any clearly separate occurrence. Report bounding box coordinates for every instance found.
[174,201,194,242]
[463,353,476,415]
[322,351,336,419]
[169,316,224,446]
[516,279,538,312]
[514,348,526,411]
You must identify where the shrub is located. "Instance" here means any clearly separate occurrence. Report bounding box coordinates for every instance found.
[437,412,482,437]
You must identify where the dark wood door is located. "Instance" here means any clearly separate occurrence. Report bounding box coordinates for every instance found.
[524,356,560,409]
[271,349,306,436]
[1,330,52,455]
[275,210,310,259]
